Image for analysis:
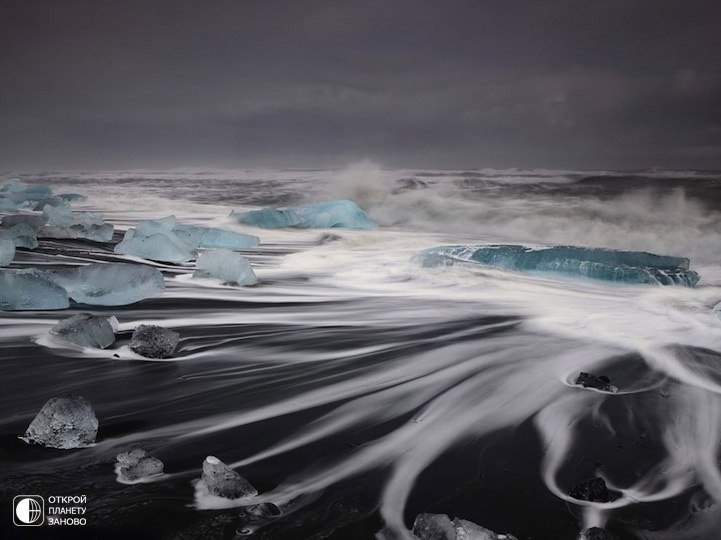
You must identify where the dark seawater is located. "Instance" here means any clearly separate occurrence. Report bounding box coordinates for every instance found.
[2,166,721,539]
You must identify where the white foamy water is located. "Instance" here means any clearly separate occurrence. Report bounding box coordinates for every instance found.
[3,165,721,539]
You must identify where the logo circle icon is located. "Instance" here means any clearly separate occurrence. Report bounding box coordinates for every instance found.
[15,497,42,524]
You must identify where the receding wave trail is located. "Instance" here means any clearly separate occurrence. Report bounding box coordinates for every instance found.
[2,167,721,538]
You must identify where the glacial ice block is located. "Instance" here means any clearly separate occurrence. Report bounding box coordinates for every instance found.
[115,230,197,263]
[40,263,165,305]
[0,238,14,266]
[412,513,518,540]
[22,396,98,449]
[200,456,257,499]
[39,205,114,242]
[0,222,39,248]
[0,270,70,310]
[173,224,260,250]
[230,199,376,230]
[193,249,257,285]
[50,313,118,348]
[419,245,700,287]
[116,449,164,481]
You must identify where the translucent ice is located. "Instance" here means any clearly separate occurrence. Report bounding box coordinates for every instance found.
[230,199,376,230]
[200,455,257,499]
[22,395,98,449]
[0,270,70,310]
[412,513,518,540]
[419,244,700,286]
[173,224,259,250]
[0,222,39,248]
[116,449,164,481]
[193,249,257,285]
[116,216,259,263]
[0,238,14,266]
[50,313,118,348]
[40,263,165,306]
[130,324,179,358]
[39,205,114,242]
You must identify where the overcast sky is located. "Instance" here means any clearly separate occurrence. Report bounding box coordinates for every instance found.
[2,0,721,170]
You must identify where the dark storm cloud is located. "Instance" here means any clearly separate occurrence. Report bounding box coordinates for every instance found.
[1,0,721,169]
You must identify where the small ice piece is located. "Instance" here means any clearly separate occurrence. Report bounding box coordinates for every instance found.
[0,222,39,248]
[115,220,197,263]
[0,238,14,266]
[39,205,114,242]
[41,263,165,306]
[412,514,518,540]
[0,270,70,310]
[130,324,179,358]
[200,455,258,499]
[570,477,611,502]
[193,249,257,285]
[116,448,164,481]
[412,513,456,539]
[57,193,87,203]
[22,396,98,449]
[230,199,377,230]
[419,244,700,287]
[575,372,618,393]
[580,528,619,540]
[49,313,118,348]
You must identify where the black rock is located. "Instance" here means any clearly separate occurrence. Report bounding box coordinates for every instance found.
[570,477,611,502]
[580,527,619,540]
[575,372,618,392]
[130,324,179,358]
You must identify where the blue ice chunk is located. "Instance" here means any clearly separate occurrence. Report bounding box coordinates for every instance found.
[0,238,15,266]
[115,229,197,263]
[419,245,700,287]
[0,194,18,212]
[0,270,70,310]
[193,249,257,285]
[230,199,376,230]
[174,224,259,250]
[0,222,38,248]
[40,205,114,242]
[116,216,259,262]
[1,179,53,206]
[39,263,165,305]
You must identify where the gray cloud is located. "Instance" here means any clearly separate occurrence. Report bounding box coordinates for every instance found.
[2,0,721,169]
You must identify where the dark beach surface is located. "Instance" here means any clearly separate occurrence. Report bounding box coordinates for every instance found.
[2,168,721,539]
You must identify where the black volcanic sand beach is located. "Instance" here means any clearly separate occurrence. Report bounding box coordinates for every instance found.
[2,170,721,539]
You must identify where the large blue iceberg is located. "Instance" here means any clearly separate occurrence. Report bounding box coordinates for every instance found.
[230,199,376,230]
[115,215,259,263]
[419,244,700,286]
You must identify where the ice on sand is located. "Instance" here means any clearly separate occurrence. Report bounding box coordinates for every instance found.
[40,263,165,306]
[193,249,257,285]
[39,205,114,242]
[50,313,118,348]
[0,238,15,266]
[412,513,518,540]
[199,456,257,499]
[0,222,39,248]
[130,324,179,358]
[115,215,259,263]
[0,270,70,310]
[230,199,376,230]
[116,449,164,481]
[22,396,98,449]
[419,244,700,286]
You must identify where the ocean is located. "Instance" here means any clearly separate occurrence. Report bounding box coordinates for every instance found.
[2,165,721,539]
